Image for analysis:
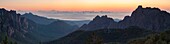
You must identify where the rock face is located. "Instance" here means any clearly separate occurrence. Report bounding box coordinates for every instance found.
[80,5,170,31]
[0,8,79,43]
[0,8,36,44]
[0,8,29,37]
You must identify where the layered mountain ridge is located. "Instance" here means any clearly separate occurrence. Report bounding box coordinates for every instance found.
[22,13,90,27]
[22,13,58,25]
[80,5,170,31]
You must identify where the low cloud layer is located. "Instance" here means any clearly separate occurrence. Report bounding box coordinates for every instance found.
[17,10,131,20]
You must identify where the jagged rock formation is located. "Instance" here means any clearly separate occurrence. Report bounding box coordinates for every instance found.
[0,8,29,37]
[0,8,34,44]
[80,5,170,31]
[0,8,79,44]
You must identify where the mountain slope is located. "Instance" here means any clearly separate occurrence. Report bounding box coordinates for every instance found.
[22,13,57,25]
[21,12,80,41]
[128,29,170,44]
[0,8,79,44]
[0,8,37,44]
[22,13,90,27]
[29,20,78,42]
[63,20,90,27]
[117,5,170,31]
[79,5,170,31]
[46,26,155,44]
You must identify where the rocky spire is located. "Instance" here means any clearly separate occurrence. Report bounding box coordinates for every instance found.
[0,8,6,11]
[0,8,6,15]
[135,5,143,11]
[9,10,17,14]
[93,15,101,20]
[138,5,143,9]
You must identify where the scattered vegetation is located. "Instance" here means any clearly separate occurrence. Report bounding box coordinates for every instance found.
[128,30,170,44]
[86,32,103,44]
[0,36,17,44]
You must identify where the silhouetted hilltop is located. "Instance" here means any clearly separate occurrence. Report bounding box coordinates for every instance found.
[22,12,57,25]
[79,5,170,31]
[118,5,170,31]
[79,15,116,31]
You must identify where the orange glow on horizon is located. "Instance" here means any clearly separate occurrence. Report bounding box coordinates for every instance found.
[0,0,170,12]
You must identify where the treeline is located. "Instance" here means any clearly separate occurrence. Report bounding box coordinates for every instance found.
[85,28,170,44]
[0,36,18,44]
[47,26,155,44]
[128,30,170,44]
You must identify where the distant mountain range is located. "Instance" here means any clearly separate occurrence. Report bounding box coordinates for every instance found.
[22,13,58,25]
[79,5,170,31]
[63,20,90,27]
[22,13,90,27]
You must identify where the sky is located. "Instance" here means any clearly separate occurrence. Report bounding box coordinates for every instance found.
[0,0,170,20]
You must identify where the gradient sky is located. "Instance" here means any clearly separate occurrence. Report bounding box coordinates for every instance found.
[0,0,170,20]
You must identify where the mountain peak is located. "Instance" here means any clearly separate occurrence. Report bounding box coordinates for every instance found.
[93,15,101,20]
[0,8,6,11]
[0,8,17,13]
[93,15,112,21]
[137,5,143,9]
[24,12,34,15]
[135,5,143,11]
[9,10,17,14]
[101,15,108,18]
[135,5,161,11]
[79,15,115,31]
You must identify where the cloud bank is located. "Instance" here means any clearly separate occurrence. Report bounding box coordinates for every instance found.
[17,10,131,20]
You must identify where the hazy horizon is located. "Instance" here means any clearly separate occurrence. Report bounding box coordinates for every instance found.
[1,0,170,20]
[16,10,131,21]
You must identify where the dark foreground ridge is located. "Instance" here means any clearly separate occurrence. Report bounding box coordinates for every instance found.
[46,26,156,44]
